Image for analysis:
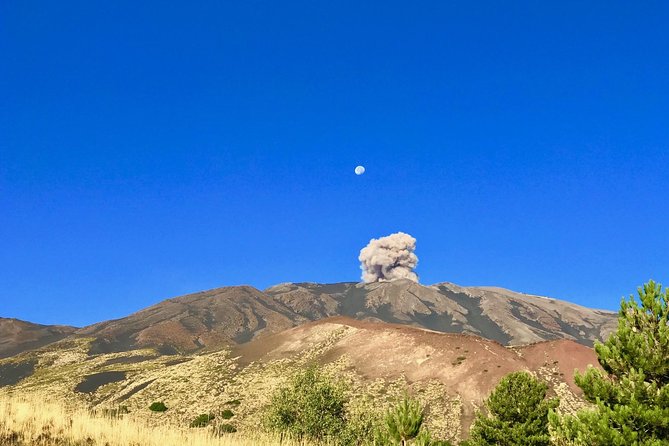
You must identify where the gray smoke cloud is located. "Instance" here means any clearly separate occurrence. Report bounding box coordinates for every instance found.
[359,232,419,283]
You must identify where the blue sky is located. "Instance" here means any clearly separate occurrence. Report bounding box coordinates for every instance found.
[1,1,667,327]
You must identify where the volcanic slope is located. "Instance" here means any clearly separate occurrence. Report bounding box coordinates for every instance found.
[2,280,617,358]
[232,317,602,431]
[75,286,306,354]
[0,317,602,443]
[0,318,77,359]
[264,280,617,346]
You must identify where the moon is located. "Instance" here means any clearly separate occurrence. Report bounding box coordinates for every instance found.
[354,165,365,175]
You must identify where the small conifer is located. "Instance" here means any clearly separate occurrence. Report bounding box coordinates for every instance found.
[383,396,425,446]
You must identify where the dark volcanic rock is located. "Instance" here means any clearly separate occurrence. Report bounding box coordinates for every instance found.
[75,371,127,393]
[0,359,37,387]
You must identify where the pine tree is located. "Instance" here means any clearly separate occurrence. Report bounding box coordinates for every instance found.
[464,371,558,446]
[383,396,424,446]
[550,280,669,445]
[376,395,453,446]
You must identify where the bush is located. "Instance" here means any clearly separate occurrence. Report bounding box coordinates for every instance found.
[148,402,168,412]
[220,409,234,419]
[373,396,450,446]
[265,365,347,443]
[190,413,215,428]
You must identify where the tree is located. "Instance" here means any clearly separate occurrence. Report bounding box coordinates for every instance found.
[550,280,669,445]
[464,371,558,446]
[383,396,424,445]
[264,365,347,442]
[374,396,451,446]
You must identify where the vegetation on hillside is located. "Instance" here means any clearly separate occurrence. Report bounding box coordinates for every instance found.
[0,393,314,446]
[264,366,451,445]
[261,281,667,446]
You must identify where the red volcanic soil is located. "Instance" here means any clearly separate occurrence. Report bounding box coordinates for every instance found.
[516,339,601,393]
[235,316,603,431]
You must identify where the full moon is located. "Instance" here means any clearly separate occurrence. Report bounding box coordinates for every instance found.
[354,165,365,175]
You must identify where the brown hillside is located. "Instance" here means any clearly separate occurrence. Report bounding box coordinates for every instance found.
[76,286,306,354]
[234,316,602,430]
[1,316,604,442]
[1,280,617,358]
[0,318,77,359]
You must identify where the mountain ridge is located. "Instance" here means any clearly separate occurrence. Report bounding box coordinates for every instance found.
[1,280,617,359]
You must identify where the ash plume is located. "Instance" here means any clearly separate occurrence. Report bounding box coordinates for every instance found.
[359,232,419,283]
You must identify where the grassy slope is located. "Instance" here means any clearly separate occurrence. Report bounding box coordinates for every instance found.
[0,393,319,446]
[0,326,463,442]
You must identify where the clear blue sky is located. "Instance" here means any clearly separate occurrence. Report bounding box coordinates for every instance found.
[1,1,667,327]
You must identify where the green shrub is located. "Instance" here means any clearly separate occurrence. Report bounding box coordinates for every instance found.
[220,409,234,419]
[217,423,237,434]
[190,413,215,427]
[225,399,241,406]
[264,365,347,443]
[148,402,168,412]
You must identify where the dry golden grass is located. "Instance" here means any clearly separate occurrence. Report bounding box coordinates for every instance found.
[0,393,316,446]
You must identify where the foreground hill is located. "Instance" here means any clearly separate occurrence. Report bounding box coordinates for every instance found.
[0,317,602,443]
[0,318,77,359]
[38,280,618,356]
